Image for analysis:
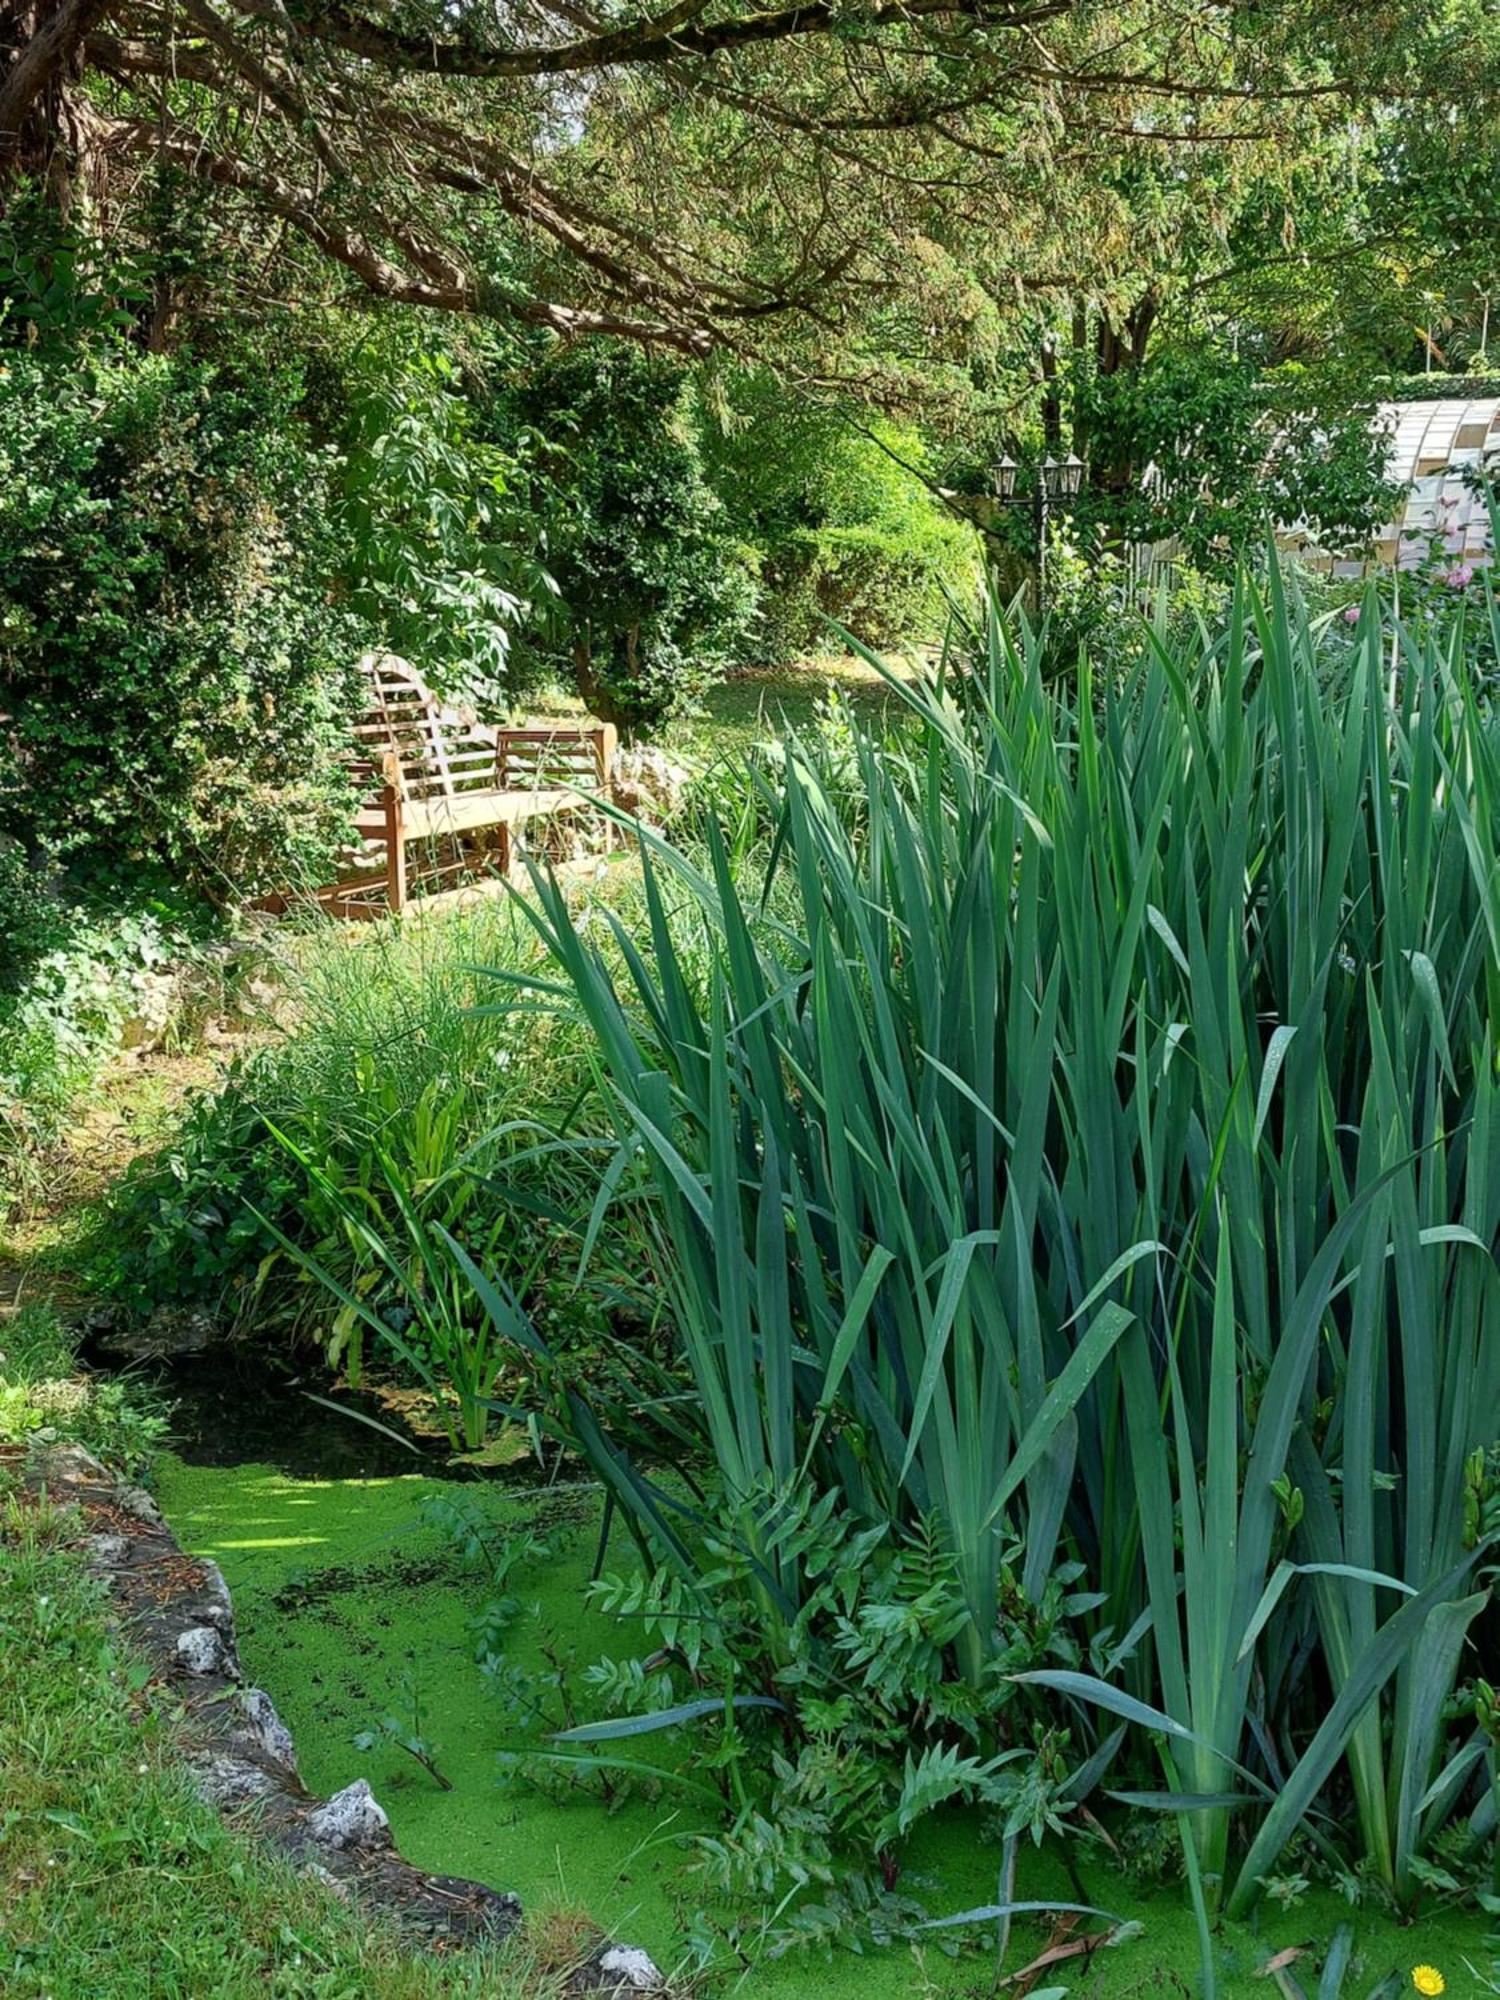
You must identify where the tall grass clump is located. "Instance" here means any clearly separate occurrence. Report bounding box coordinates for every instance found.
[494,568,1499,1911]
[95,898,627,1444]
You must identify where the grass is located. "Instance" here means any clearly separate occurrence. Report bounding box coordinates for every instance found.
[154,1453,1500,1999]
[526,650,922,762]
[0,1474,582,1998]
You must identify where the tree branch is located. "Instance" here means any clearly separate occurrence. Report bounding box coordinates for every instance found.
[0,0,114,160]
[235,0,1075,79]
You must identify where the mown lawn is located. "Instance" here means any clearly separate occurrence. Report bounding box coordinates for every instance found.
[528,649,925,762]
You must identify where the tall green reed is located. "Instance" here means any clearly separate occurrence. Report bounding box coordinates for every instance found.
[486,568,1498,1909]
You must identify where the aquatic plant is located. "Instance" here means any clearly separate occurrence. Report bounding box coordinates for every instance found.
[493,566,1500,1913]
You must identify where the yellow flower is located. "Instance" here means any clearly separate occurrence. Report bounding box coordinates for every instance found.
[1411,1968,1445,1997]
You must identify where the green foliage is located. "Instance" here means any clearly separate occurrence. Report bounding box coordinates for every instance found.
[353,1657,453,1790]
[0,186,144,351]
[1034,539,1229,680]
[0,347,367,897]
[482,571,1500,1918]
[1383,374,1500,403]
[588,1495,1090,1877]
[700,379,980,660]
[0,1303,169,1481]
[515,346,758,737]
[757,523,975,662]
[330,331,557,704]
[1318,490,1496,680]
[91,902,615,1434]
[1072,337,1399,567]
[467,1479,1094,1930]
[0,849,201,1209]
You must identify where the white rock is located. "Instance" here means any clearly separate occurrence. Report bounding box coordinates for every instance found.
[86,1532,130,1567]
[307,1779,391,1852]
[190,1752,278,1809]
[176,1625,229,1675]
[193,1560,234,1631]
[116,1485,166,1528]
[240,1688,297,1772]
[596,1945,664,1990]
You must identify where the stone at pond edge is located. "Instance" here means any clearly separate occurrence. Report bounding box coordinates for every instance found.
[28,1443,672,1988]
[175,1623,234,1676]
[564,1942,668,1994]
[307,1780,393,1854]
[239,1687,298,1773]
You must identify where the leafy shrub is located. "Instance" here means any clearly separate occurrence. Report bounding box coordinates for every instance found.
[0,1302,170,1480]
[756,522,972,660]
[700,377,979,661]
[1071,337,1400,567]
[1036,536,1229,678]
[329,330,556,706]
[0,845,200,1207]
[0,348,367,897]
[458,570,1500,1915]
[514,346,758,737]
[1383,372,1500,402]
[92,901,621,1413]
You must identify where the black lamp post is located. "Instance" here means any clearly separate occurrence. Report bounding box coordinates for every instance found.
[991,450,1084,610]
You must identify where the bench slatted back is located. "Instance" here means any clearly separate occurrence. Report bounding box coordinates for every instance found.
[496,729,611,793]
[354,654,615,805]
[354,654,498,803]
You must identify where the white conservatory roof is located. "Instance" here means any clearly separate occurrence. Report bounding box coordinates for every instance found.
[1325,398,1500,577]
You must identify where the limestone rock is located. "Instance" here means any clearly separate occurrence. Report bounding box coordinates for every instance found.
[239,1688,298,1773]
[115,1484,167,1528]
[175,1624,231,1676]
[189,1752,280,1809]
[566,1943,666,1994]
[307,1780,392,1853]
[188,1559,235,1632]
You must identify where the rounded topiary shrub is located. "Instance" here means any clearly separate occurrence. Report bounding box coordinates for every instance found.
[757,521,976,660]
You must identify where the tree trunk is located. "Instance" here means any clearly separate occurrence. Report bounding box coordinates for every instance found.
[0,1,112,207]
[1090,291,1159,502]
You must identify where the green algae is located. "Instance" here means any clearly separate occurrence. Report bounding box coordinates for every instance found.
[157,1454,1497,1998]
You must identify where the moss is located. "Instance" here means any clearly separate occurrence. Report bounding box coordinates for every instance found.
[158,1456,1498,1998]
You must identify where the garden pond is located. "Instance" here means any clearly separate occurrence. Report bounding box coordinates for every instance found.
[146,1365,1497,1999]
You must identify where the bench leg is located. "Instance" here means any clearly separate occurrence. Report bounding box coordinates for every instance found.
[596,724,617,851]
[496,822,512,879]
[383,786,407,914]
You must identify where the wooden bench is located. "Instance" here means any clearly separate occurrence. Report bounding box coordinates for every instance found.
[328,654,616,916]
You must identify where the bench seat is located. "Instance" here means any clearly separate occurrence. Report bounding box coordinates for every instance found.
[352,787,576,842]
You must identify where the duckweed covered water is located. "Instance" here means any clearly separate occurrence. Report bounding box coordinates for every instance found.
[157,1456,1496,1998]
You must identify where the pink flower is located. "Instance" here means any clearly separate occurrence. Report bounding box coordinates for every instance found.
[1342,604,1361,624]
[1443,563,1474,589]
